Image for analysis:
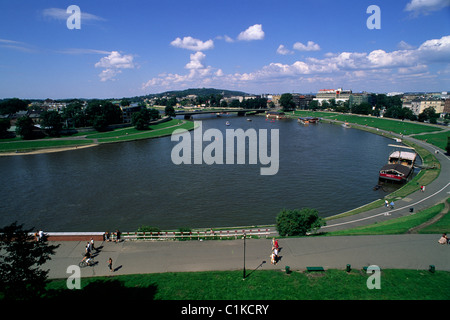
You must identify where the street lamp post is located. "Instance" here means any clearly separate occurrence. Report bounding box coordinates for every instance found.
[243,232,246,280]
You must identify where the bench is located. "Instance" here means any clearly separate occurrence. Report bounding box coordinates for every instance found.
[306,266,325,272]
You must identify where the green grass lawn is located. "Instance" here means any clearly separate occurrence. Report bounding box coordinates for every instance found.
[413,131,450,150]
[326,202,446,236]
[44,269,450,300]
[0,139,95,153]
[0,119,194,153]
[294,111,443,135]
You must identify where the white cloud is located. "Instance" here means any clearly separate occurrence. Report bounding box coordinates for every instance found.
[405,0,450,15]
[95,51,136,82]
[237,24,265,41]
[277,45,293,55]
[293,41,321,51]
[42,8,105,21]
[142,35,450,93]
[170,36,214,51]
[185,52,206,70]
[0,38,35,53]
[417,35,450,61]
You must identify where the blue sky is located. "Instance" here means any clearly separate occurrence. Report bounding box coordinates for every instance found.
[0,0,449,99]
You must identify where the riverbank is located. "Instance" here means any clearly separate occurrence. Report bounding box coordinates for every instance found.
[284,110,448,222]
[0,118,194,156]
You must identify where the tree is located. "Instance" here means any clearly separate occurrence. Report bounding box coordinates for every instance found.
[308,100,319,110]
[351,102,372,115]
[418,107,438,123]
[93,115,109,132]
[0,118,11,138]
[0,98,28,115]
[102,102,122,125]
[15,115,35,139]
[276,208,325,237]
[0,222,59,300]
[279,93,295,111]
[132,108,150,130]
[165,105,176,118]
[40,110,63,137]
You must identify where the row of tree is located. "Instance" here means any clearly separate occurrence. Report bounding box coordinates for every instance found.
[154,94,269,110]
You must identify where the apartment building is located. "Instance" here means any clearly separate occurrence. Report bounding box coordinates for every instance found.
[410,98,445,116]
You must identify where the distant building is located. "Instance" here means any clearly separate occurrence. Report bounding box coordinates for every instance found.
[349,93,370,107]
[314,88,352,104]
[121,104,143,123]
[410,98,445,116]
[443,98,450,115]
[292,94,314,109]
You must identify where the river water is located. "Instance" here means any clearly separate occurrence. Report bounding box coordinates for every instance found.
[0,114,411,231]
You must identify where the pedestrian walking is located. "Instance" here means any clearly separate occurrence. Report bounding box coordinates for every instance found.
[115,229,121,243]
[270,251,276,265]
[385,200,389,208]
[85,242,91,255]
[108,257,113,272]
[38,230,44,242]
[421,185,425,192]
[90,238,96,252]
[390,201,395,209]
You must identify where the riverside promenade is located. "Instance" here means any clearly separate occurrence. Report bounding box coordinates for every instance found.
[45,234,450,280]
[43,122,450,280]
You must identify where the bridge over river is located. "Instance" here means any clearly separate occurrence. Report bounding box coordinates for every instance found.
[175,108,268,119]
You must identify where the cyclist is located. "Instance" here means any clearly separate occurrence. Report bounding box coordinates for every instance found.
[82,251,92,265]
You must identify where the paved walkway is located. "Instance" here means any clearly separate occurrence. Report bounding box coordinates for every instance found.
[45,234,450,280]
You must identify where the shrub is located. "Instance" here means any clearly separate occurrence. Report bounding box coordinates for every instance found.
[276,208,325,237]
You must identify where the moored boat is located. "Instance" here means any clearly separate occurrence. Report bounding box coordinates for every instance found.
[379,150,417,182]
[266,111,286,119]
[298,117,319,124]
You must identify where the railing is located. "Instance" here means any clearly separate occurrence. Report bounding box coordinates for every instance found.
[121,228,276,241]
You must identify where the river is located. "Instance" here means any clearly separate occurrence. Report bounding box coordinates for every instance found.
[0,114,413,231]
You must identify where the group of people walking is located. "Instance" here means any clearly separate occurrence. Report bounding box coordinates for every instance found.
[103,230,121,243]
[80,237,114,272]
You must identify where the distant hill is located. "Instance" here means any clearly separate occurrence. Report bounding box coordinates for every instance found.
[151,88,252,98]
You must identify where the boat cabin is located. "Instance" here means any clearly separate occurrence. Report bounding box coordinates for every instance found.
[387,151,417,167]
